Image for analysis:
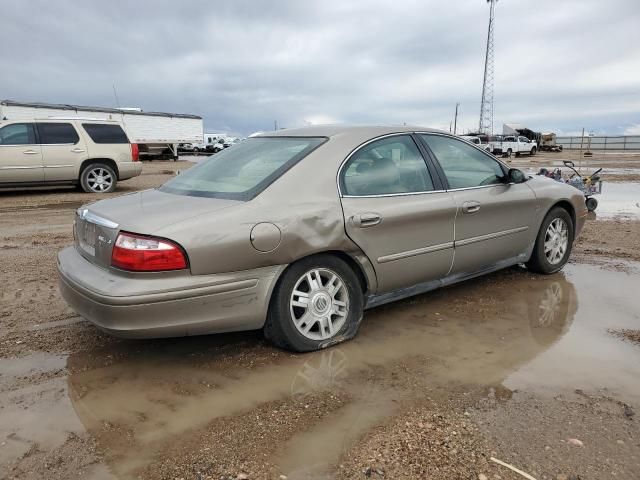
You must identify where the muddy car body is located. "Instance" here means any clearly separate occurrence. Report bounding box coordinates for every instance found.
[58,126,588,351]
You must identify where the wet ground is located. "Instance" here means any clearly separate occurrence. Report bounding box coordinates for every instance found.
[1,153,640,479]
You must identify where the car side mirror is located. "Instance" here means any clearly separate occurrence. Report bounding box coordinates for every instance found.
[507,168,526,184]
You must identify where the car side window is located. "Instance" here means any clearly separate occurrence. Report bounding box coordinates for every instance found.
[37,123,79,144]
[420,135,505,189]
[0,123,36,145]
[341,135,434,196]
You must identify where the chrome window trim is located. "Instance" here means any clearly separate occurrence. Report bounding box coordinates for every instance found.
[377,241,454,264]
[445,183,507,193]
[342,189,446,199]
[0,144,40,148]
[36,143,77,146]
[336,132,438,198]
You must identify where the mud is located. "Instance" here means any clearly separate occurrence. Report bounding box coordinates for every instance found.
[1,156,640,479]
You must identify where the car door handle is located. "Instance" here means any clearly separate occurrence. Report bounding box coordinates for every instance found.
[71,148,86,153]
[351,213,382,228]
[462,201,481,214]
[23,150,39,155]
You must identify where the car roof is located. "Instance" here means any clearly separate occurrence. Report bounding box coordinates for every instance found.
[258,125,446,138]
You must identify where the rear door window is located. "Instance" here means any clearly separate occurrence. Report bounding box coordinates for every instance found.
[0,123,36,145]
[341,135,435,196]
[37,123,79,144]
[82,123,129,144]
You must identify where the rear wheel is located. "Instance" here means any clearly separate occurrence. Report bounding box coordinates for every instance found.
[264,255,364,352]
[526,207,574,274]
[504,148,513,158]
[531,146,537,155]
[80,163,117,193]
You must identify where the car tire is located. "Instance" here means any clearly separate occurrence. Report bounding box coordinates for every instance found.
[264,254,364,352]
[531,147,537,155]
[526,207,574,274]
[80,163,117,193]
[505,148,513,158]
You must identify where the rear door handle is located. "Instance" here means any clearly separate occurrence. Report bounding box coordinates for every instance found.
[71,148,86,153]
[462,201,481,214]
[23,150,39,155]
[351,213,382,228]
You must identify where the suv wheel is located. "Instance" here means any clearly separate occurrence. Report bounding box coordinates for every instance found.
[264,255,364,352]
[80,163,117,193]
[526,207,574,274]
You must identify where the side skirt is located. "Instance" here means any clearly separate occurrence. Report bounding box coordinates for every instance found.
[364,255,524,310]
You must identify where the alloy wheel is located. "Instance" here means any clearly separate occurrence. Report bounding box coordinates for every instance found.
[86,167,113,192]
[544,218,569,265]
[289,268,349,341]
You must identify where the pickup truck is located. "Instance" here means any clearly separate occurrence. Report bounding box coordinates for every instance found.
[460,135,492,153]
[490,135,537,158]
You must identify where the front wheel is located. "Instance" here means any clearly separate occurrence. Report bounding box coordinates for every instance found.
[264,255,364,352]
[530,147,537,155]
[526,207,574,274]
[80,163,117,193]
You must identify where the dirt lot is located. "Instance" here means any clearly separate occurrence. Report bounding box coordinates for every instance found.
[1,153,639,480]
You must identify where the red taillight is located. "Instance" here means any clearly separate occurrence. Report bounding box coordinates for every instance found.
[131,143,139,162]
[111,232,187,271]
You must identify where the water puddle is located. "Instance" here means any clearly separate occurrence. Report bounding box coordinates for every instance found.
[592,182,640,219]
[2,263,640,478]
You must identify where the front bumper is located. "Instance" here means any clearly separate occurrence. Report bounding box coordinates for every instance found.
[57,246,285,338]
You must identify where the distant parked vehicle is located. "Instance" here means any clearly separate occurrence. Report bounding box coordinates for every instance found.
[500,135,537,158]
[206,138,226,153]
[178,143,196,152]
[460,135,492,153]
[540,133,563,152]
[0,118,141,192]
[1,100,203,161]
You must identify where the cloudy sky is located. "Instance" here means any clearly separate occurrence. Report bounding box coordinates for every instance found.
[2,0,639,136]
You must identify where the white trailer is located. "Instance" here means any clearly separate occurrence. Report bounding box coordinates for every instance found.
[0,100,203,160]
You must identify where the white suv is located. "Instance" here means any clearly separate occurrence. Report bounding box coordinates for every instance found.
[0,119,142,193]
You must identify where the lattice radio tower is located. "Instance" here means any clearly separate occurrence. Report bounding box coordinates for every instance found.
[479,0,497,134]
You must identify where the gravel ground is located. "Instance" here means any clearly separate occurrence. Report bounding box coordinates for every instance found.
[1,156,640,480]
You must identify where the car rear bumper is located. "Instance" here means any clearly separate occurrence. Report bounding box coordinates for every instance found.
[118,161,142,180]
[57,246,285,338]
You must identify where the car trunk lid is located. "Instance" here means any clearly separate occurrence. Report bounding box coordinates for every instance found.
[74,189,242,269]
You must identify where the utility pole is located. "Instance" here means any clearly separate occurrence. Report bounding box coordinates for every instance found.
[274,120,278,131]
[453,103,460,134]
[479,0,497,134]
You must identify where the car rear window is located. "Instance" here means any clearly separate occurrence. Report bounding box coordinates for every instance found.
[82,123,129,144]
[37,123,79,144]
[159,137,326,200]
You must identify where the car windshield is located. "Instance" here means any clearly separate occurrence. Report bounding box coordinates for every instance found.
[159,137,326,200]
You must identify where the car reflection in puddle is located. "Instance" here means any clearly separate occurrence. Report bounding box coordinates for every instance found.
[64,267,584,478]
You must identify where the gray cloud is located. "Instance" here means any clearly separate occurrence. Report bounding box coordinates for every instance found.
[2,0,638,135]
